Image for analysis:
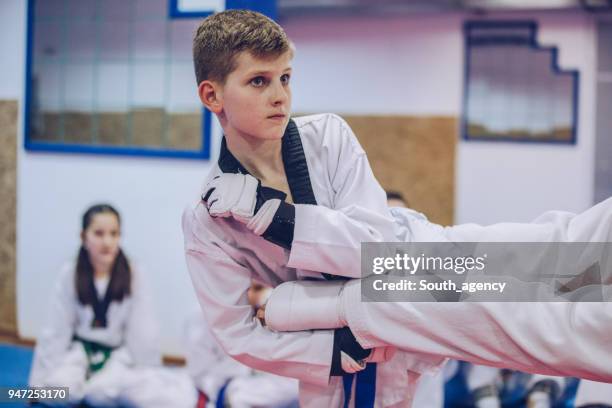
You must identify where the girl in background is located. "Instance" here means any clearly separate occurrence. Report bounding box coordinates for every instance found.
[29,203,194,407]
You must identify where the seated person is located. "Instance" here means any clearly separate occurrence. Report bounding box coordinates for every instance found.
[29,204,194,407]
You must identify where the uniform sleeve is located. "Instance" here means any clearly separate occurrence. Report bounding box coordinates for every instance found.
[288,115,397,278]
[346,286,612,382]
[343,197,612,381]
[124,263,162,367]
[29,264,78,386]
[183,206,334,387]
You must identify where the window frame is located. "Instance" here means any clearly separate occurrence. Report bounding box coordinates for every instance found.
[461,20,580,145]
[168,0,277,20]
[24,0,212,160]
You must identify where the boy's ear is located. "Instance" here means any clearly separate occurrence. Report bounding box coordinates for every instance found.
[198,80,223,114]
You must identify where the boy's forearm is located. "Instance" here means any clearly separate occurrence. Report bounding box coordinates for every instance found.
[184,252,334,386]
[287,203,397,278]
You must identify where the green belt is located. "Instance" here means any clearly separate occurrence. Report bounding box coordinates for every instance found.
[73,336,116,377]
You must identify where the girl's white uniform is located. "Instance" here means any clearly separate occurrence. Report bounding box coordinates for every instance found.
[182,113,443,407]
[29,262,196,407]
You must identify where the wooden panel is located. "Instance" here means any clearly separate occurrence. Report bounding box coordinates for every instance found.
[342,115,457,225]
[0,100,18,334]
[131,108,165,147]
[167,113,202,150]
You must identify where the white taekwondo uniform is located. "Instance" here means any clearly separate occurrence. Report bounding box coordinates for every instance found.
[29,262,195,407]
[184,309,299,408]
[182,113,443,407]
[265,199,612,382]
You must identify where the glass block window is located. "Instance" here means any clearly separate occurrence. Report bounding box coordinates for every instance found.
[25,0,211,159]
[462,21,579,144]
[168,0,276,20]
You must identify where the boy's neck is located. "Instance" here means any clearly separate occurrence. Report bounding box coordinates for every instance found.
[226,134,285,180]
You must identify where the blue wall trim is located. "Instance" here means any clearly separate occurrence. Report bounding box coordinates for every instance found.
[462,20,580,145]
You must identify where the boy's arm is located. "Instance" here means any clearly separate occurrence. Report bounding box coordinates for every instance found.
[183,206,372,385]
[289,144,394,278]
[203,115,397,279]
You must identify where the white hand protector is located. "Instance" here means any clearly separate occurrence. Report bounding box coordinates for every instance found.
[265,281,396,360]
[203,173,259,223]
[202,174,282,237]
[265,280,347,332]
[265,281,396,375]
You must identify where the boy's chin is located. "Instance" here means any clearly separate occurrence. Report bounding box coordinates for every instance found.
[255,127,287,140]
[231,123,287,141]
[259,132,285,140]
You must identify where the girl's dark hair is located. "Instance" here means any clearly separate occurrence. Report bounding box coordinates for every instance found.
[76,204,131,306]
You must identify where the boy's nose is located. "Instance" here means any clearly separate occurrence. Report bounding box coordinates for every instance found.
[270,82,289,106]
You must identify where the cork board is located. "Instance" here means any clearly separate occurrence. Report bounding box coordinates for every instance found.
[31,110,202,151]
[342,115,457,226]
[0,100,18,334]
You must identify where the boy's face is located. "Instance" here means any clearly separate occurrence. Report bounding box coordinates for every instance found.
[203,50,292,142]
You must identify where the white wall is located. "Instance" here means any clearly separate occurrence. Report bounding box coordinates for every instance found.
[286,14,464,115]
[3,0,599,355]
[285,12,597,224]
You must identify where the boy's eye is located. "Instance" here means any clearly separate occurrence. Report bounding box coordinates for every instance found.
[250,76,266,87]
[281,74,291,85]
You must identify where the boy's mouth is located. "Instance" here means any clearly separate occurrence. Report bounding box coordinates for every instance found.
[268,113,286,120]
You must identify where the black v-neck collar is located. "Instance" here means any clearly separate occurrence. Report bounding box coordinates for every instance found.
[87,271,116,328]
[217,119,317,205]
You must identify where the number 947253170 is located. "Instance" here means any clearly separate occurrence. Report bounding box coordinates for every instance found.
[0,387,68,403]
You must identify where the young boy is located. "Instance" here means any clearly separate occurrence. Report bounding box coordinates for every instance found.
[183,9,441,408]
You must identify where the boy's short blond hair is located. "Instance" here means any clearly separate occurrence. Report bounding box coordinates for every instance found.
[193,10,291,85]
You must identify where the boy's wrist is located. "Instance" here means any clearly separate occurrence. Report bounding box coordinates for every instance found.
[260,200,295,250]
[246,199,282,235]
